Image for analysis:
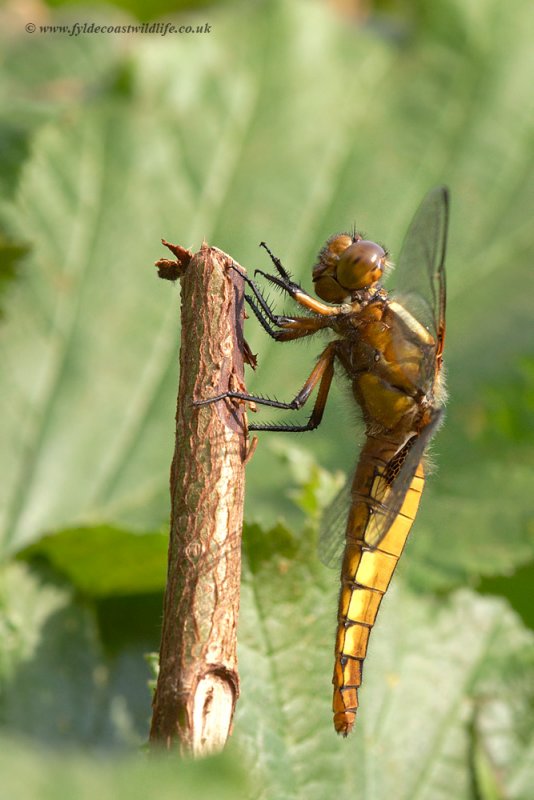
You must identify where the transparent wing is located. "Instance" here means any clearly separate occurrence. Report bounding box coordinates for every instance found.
[388,185,449,382]
[319,188,449,565]
[318,476,352,568]
[318,409,444,562]
[363,408,444,549]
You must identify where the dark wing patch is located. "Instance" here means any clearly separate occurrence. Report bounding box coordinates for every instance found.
[318,410,443,565]
[364,408,444,549]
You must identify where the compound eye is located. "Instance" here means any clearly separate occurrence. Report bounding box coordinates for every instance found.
[313,274,349,303]
[337,240,386,290]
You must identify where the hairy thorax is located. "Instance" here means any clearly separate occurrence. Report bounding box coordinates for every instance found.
[334,298,438,435]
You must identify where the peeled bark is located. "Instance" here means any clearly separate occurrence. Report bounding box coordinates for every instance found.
[149,243,251,756]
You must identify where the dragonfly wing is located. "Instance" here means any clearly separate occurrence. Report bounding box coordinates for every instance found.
[389,186,449,388]
[318,477,352,568]
[319,409,444,563]
[364,408,444,549]
[319,188,449,565]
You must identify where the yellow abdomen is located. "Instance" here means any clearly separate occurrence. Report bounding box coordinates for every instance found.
[332,458,425,736]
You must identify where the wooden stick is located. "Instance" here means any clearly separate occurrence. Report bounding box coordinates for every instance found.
[149,242,253,756]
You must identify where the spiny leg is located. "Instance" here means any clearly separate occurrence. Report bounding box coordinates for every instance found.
[251,342,336,432]
[258,242,339,317]
[229,264,286,330]
[245,298,331,342]
[230,263,330,342]
[194,342,337,432]
[257,240,310,300]
[259,241,293,282]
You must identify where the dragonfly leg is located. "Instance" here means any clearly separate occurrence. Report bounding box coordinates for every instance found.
[268,316,332,342]
[230,264,287,329]
[259,241,293,282]
[246,299,331,342]
[194,342,337,432]
[243,291,291,340]
[249,342,337,432]
[230,264,331,341]
[257,242,340,317]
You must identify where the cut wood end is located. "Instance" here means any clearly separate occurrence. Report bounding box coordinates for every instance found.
[192,670,239,757]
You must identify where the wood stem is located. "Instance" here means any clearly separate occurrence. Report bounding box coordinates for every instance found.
[149,243,250,756]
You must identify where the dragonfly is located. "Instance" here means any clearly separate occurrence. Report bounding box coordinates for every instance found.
[195,186,449,736]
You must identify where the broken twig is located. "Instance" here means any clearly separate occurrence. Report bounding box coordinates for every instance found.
[149,242,253,756]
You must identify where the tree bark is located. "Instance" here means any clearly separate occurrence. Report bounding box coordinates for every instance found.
[149,243,251,756]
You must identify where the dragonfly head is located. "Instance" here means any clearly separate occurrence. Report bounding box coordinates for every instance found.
[313,233,388,303]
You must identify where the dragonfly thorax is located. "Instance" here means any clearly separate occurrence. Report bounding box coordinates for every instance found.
[313,233,388,303]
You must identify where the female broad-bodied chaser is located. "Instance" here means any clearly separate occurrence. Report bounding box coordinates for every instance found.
[196,186,449,736]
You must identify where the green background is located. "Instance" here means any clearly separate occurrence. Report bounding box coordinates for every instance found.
[0,0,533,797]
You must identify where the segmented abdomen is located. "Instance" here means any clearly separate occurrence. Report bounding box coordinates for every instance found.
[332,445,425,736]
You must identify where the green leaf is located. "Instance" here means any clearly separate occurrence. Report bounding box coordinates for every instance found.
[234,523,534,800]
[478,560,534,632]
[1,9,132,109]
[0,120,33,199]
[0,735,249,800]
[18,526,168,597]
[0,228,30,316]
[470,723,506,800]
[0,0,532,597]
[267,438,346,520]
[403,457,534,591]
[3,528,534,799]
[0,562,144,745]
[1,2,533,795]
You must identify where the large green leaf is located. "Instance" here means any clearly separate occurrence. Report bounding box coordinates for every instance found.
[3,526,534,800]
[19,526,168,597]
[0,562,146,745]
[0,735,249,800]
[1,0,533,597]
[232,522,534,800]
[1,2,533,798]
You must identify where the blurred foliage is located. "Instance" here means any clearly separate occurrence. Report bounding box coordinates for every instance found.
[42,0,230,21]
[0,230,30,317]
[3,532,534,799]
[0,0,533,797]
[0,729,250,800]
